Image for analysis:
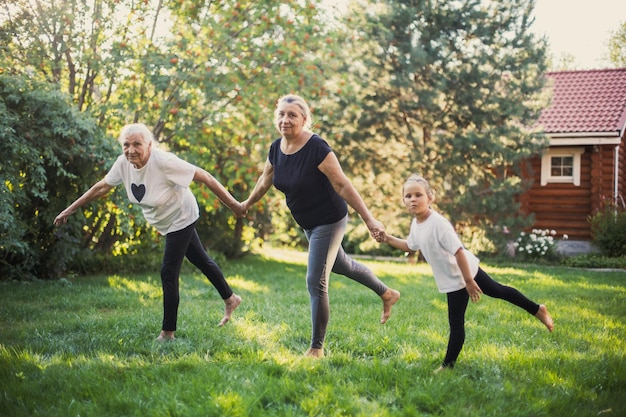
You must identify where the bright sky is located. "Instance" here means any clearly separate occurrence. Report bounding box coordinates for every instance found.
[531,0,626,69]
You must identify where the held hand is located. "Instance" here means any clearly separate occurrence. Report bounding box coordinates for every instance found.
[366,218,385,240]
[374,230,388,243]
[233,202,247,218]
[465,279,483,303]
[240,199,251,216]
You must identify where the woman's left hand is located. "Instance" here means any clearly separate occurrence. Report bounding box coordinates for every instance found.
[366,218,386,240]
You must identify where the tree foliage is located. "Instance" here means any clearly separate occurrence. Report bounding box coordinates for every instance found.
[0,74,117,279]
[608,21,626,67]
[325,0,550,252]
[1,0,349,265]
[149,0,350,256]
[0,0,555,279]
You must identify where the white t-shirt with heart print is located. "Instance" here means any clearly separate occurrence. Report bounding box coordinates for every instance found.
[105,147,198,235]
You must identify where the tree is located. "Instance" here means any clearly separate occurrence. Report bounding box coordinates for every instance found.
[608,21,626,67]
[325,0,550,252]
[0,74,117,280]
[149,0,350,256]
[0,0,350,260]
[0,0,165,261]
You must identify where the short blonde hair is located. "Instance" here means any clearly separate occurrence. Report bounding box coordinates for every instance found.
[402,174,435,201]
[117,123,155,146]
[275,94,313,130]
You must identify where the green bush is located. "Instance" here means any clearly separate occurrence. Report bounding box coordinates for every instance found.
[589,206,626,257]
[0,74,117,280]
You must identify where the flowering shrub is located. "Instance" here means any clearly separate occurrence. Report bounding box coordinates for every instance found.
[512,229,567,261]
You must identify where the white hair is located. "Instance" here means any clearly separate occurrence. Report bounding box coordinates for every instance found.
[117,123,155,146]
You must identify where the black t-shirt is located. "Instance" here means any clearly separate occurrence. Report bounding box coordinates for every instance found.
[269,135,348,229]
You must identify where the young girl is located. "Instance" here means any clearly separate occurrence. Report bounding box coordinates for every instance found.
[377,174,553,371]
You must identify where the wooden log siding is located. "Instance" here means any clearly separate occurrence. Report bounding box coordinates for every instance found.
[521,144,622,240]
[620,142,626,207]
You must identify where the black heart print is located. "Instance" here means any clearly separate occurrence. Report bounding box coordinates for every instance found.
[131,183,146,202]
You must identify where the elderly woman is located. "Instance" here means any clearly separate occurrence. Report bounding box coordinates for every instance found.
[242,94,400,358]
[55,123,243,341]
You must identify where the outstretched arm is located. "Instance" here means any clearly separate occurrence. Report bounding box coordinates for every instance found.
[242,159,274,212]
[377,231,411,253]
[54,179,114,225]
[193,168,244,217]
[317,152,384,237]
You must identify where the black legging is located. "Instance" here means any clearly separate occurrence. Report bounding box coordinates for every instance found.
[161,221,233,331]
[442,267,540,368]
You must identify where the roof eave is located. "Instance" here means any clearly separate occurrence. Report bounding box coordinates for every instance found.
[546,131,620,138]
[548,133,623,146]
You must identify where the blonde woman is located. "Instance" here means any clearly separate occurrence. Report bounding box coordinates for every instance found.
[242,95,400,358]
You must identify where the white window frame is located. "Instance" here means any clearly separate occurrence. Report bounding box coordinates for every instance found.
[540,147,584,186]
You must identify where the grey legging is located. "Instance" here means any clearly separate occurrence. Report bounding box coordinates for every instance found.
[304,215,388,349]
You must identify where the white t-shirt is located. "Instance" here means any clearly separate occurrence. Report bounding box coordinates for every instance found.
[105,147,199,235]
[406,210,480,293]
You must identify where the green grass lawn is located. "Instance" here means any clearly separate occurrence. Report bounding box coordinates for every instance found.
[1,247,624,417]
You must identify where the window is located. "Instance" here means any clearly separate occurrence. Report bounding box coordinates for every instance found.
[540,147,584,186]
[550,156,574,177]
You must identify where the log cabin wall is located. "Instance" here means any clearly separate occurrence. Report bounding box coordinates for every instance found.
[617,136,626,209]
[522,143,624,240]
[524,68,626,242]
[524,147,592,240]
[591,144,620,214]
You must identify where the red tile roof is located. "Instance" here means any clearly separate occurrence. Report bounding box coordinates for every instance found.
[536,68,626,136]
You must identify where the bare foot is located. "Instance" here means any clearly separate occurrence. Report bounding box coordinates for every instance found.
[535,304,554,332]
[218,293,242,327]
[433,365,449,374]
[380,288,401,324]
[304,348,324,358]
[156,330,175,342]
